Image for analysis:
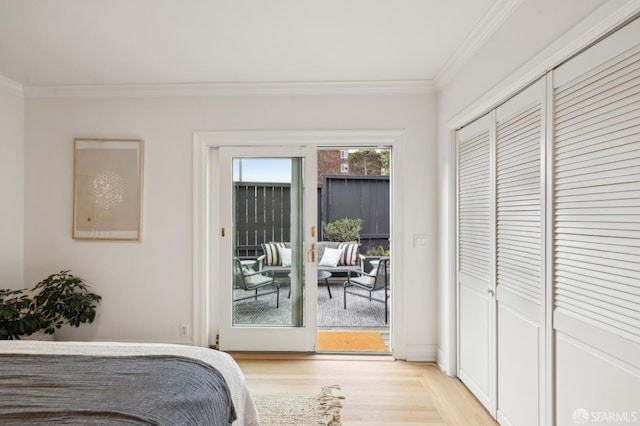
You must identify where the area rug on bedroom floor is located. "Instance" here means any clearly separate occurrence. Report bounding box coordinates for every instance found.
[252,385,344,426]
[316,330,387,351]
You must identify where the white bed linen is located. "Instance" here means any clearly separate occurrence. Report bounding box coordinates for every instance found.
[0,341,259,426]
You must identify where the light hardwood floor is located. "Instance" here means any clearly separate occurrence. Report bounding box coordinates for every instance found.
[232,353,497,425]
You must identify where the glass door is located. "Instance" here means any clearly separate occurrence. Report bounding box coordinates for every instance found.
[218,146,318,351]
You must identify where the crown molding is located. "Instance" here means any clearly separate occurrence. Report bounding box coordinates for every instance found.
[434,0,524,90]
[23,80,435,98]
[0,74,24,95]
[447,0,640,129]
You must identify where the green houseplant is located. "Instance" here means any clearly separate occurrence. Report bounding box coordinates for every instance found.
[322,217,362,242]
[0,270,102,340]
[365,244,390,257]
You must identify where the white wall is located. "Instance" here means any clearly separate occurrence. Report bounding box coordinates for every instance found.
[24,93,438,355]
[435,0,626,373]
[0,82,24,289]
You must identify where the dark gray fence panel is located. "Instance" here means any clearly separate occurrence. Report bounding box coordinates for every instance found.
[321,175,390,252]
[234,176,390,258]
[235,183,291,257]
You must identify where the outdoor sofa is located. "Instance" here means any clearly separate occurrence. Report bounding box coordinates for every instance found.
[257,241,364,276]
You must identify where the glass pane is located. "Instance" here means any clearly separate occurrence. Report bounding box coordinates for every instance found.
[232,157,305,327]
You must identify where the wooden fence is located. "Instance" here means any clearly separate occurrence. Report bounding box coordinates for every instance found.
[320,175,390,252]
[234,175,389,257]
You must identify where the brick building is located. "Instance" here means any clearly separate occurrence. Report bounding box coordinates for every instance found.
[317,149,350,183]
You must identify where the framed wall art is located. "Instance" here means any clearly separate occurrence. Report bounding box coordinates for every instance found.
[73,138,144,240]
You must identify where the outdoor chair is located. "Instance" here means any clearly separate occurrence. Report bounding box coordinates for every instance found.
[233,258,280,307]
[343,256,390,323]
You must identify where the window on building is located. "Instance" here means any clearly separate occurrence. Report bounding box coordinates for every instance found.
[340,163,349,173]
[340,150,349,159]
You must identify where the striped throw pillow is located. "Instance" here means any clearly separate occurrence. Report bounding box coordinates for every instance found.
[338,242,359,266]
[262,242,286,266]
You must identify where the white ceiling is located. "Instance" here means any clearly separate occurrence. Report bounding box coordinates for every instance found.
[0,0,514,87]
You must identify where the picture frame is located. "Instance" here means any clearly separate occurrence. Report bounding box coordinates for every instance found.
[73,138,144,241]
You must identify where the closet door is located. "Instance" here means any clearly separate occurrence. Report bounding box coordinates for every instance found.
[552,18,640,425]
[456,113,495,413]
[495,79,545,426]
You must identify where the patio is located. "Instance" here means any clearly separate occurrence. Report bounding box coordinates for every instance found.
[233,278,389,328]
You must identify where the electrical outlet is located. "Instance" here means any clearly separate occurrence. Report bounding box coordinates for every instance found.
[180,324,190,337]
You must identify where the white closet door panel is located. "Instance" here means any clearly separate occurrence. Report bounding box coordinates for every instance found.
[458,127,492,283]
[497,102,543,300]
[459,284,492,409]
[495,79,545,426]
[496,303,540,426]
[553,18,640,375]
[555,331,640,425]
[457,113,495,414]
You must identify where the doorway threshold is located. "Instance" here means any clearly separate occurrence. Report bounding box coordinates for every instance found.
[228,352,394,361]
[317,328,390,354]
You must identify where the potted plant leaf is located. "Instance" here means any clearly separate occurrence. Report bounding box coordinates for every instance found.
[0,289,45,339]
[0,270,102,340]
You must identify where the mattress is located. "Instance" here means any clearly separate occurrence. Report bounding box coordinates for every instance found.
[0,340,259,426]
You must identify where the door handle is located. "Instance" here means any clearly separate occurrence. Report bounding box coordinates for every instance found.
[307,243,316,262]
[487,289,494,296]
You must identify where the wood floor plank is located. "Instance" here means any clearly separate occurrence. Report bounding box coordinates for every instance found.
[233,355,497,425]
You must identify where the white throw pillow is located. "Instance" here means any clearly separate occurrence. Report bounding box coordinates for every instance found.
[241,266,255,284]
[319,247,343,267]
[278,247,292,267]
[367,267,378,285]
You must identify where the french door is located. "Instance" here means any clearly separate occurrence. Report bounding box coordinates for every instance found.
[217,146,318,351]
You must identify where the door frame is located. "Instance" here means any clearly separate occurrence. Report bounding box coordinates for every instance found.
[192,130,404,354]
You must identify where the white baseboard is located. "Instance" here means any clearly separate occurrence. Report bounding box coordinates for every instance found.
[405,344,437,362]
[436,346,451,374]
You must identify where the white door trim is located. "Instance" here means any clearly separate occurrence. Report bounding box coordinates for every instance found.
[192,130,405,356]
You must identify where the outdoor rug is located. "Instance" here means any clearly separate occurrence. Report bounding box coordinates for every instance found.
[233,284,388,327]
[317,330,387,351]
[252,385,344,426]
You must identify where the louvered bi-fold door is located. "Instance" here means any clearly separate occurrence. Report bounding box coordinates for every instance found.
[552,18,640,425]
[495,79,545,426]
[456,113,495,413]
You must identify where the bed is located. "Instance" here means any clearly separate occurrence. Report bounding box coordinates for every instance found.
[0,341,259,426]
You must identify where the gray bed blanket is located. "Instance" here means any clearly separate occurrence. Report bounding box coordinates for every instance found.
[0,353,237,425]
